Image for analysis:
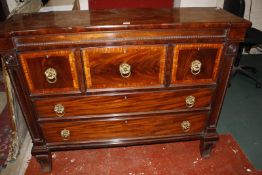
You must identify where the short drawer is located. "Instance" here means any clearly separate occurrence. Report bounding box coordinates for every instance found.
[172,44,223,84]
[34,88,214,118]
[19,49,80,95]
[40,112,208,143]
[82,45,166,89]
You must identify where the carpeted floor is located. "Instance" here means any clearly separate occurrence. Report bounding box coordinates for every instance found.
[218,54,262,169]
[25,134,262,175]
[0,72,7,113]
[0,77,13,172]
[0,106,12,171]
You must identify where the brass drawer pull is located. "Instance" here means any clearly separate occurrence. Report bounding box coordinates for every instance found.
[44,67,57,83]
[185,95,195,108]
[191,60,202,75]
[60,129,70,140]
[54,104,65,117]
[119,63,131,78]
[181,121,191,132]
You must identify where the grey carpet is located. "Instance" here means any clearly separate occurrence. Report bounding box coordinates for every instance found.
[218,54,262,170]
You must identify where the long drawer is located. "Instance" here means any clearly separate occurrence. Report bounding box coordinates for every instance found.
[40,112,208,143]
[34,88,214,118]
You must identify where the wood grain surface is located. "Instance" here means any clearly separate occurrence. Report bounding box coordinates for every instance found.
[19,49,80,95]
[172,44,223,84]
[1,8,251,35]
[34,88,213,118]
[40,112,208,143]
[82,45,166,89]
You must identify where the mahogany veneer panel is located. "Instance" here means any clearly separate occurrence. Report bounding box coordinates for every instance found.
[172,44,223,84]
[82,45,166,89]
[19,50,80,95]
[40,112,208,143]
[34,88,214,118]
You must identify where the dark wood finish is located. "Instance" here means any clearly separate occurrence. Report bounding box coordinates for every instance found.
[32,145,52,172]
[35,153,52,172]
[40,112,208,143]
[0,38,12,51]
[0,8,251,172]
[172,44,223,84]
[0,8,250,35]
[200,131,219,157]
[82,45,166,89]
[34,88,213,118]
[14,29,227,51]
[18,50,80,95]
[2,53,44,145]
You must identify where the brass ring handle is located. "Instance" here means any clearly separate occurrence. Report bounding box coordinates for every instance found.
[119,63,131,78]
[181,121,191,132]
[54,104,65,117]
[60,129,70,140]
[191,60,202,75]
[44,67,57,83]
[185,95,196,108]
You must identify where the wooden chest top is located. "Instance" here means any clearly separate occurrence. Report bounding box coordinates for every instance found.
[0,8,250,35]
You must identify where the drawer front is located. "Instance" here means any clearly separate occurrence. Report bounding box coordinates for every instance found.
[172,44,223,84]
[19,50,80,94]
[82,45,166,89]
[40,112,208,143]
[34,88,214,118]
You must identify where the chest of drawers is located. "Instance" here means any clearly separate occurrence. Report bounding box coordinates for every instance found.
[1,8,251,172]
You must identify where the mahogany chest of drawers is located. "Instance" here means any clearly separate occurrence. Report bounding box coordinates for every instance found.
[0,8,251,172]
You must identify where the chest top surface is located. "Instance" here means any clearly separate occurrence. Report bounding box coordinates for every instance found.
[0,8,251,36]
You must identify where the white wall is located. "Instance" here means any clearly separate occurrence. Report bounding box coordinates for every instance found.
[6,0,18,12]
[245,0,262,30]
[39,0,89,11]
[79,0,89,10]
[178,0,219,7]
[7,0,42,14]
[40,0,75,12]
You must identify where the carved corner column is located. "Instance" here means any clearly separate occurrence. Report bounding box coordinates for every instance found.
[200,43,239,157]
[3,52,50,171]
